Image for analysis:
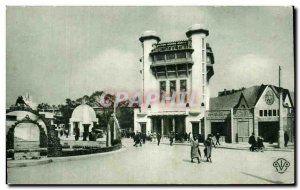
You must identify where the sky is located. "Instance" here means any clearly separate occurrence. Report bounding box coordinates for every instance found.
[6,6,294,106]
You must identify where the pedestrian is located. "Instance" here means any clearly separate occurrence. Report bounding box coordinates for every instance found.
[170,132,174,146]
[190,136,201,164]
[184,132,188,141]
[215,132,221,145]
[248,133,256,152]
[284,131,289,147]
[157,133,161,146]
[142,133,146,144]
[204,134,215,163]
[74,126,80,141]
[257,136,264,152]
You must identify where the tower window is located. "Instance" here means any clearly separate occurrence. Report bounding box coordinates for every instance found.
[180,80,187,102]
[160,81,166,101]
[273,109,277,116]
[170,80,176,101]
[166,53,175,60]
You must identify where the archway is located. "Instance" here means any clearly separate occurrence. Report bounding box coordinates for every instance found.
[6,106,62,157]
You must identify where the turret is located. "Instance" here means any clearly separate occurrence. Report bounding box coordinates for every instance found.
[186,24,209,111]
[139,31,161,108]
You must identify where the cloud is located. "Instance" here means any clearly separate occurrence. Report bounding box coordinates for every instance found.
[68,48,141,98]
[211,54,280,94]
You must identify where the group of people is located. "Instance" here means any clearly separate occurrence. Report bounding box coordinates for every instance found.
[248,133,265,152]
[249,131,290,151]
[133,132,147,147]
[190,134,216,163]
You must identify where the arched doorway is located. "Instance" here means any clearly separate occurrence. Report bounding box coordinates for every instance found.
[6,106,62,158]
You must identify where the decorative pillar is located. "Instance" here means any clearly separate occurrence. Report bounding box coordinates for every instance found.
[172,117,175,132]
[106,121,111,147]
[161,117,164,136]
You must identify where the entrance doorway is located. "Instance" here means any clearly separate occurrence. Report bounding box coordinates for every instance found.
[192,122,199,137]
[140,123,146,134]
[258,122,279,143]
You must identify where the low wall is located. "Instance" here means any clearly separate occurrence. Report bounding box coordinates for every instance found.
[61,144,122,157]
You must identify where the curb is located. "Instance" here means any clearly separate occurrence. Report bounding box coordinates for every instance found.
[7,146,126,168]
[148,141,294,152]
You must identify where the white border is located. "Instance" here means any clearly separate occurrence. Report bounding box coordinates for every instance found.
[1,0,298,189]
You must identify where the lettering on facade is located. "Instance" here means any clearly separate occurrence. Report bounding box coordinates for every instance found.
[206,110,230,119]
[233,109,253,118]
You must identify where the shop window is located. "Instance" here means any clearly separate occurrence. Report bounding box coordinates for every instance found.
[264,110,267,117]
[259,110,263,117]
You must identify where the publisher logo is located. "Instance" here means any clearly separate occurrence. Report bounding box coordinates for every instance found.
[273,158,290,174]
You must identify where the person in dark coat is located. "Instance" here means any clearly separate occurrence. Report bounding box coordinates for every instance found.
[284,131,289,147]
[257,136,264,152]
[142,133,146,144]
[248,133,256,152]
[157,133,161,146]
[74,126,80,141]
[215,133,221,145]
[170,132,174,146]
[204,134,215,163]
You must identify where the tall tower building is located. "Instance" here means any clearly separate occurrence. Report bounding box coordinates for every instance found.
[134,24,215,140]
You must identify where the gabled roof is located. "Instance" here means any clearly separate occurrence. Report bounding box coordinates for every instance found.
[210,84,294,110]
[209,92,243,110]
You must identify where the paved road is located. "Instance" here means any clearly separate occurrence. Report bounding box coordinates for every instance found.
[7,139,294,184]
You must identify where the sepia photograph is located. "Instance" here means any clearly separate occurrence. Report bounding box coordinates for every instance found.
[5,6,295,185]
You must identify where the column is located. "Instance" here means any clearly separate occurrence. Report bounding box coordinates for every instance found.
[161,117,164,136]
[231,108,234,143]
[106,121,111,147]
[172,117,175,132]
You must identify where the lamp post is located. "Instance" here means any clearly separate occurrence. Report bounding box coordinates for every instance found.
[278,66,284,148]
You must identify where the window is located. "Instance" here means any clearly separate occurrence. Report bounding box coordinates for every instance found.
[160,81,166,101]
[259,110,263,117]
[273,110,277,116]
[176,52,186,59]
[180,80,187,102]
[264,110,267,117]
[166,53,175,60]
[268,110,272,116]
[170,80,176,101]
[156,54,165,61]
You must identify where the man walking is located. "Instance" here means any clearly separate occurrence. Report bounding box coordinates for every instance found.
[215,133,221,145]
[157,133,161,146]
[248,133,256,152]
[170,132,174,146]
[284,131,289,147]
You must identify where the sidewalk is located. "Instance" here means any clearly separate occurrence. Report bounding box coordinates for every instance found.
[149,138,294,152]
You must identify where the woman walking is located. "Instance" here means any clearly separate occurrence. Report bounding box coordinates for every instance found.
[204,134,215,163]
[190,136,201,164]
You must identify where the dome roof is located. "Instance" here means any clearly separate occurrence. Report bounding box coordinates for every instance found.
[70,104,97,124]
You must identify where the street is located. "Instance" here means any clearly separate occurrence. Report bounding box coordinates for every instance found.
[7,139,294,184]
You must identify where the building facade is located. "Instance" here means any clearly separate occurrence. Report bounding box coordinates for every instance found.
[207,84,295,143]
[134,24,215,138]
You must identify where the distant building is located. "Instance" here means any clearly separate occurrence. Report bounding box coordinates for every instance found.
[207,84,294,143]
[134,24,215,138]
